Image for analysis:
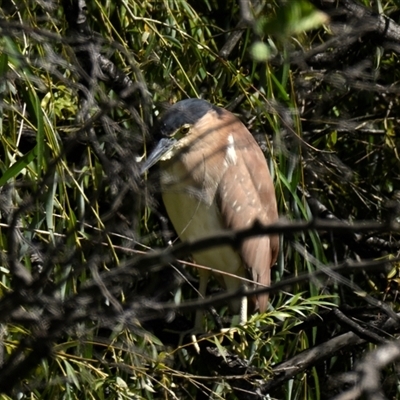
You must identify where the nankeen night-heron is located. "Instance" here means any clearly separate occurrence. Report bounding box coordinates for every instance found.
[141,98,279,330]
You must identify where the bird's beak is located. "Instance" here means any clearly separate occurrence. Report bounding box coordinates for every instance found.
[140,137,178,175]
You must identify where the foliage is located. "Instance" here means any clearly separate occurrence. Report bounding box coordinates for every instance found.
[0,0,399,399]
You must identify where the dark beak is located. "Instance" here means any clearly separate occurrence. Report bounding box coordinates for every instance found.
[140,138,177,175]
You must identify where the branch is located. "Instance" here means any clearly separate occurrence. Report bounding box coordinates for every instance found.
[333,339,400,400]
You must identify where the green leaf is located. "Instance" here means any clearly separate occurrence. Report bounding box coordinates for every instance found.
[21,78,45,176]
[64,360,81,390]
[0,145,37,186]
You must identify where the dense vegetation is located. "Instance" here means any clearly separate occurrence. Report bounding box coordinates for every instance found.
[0,0,400,398]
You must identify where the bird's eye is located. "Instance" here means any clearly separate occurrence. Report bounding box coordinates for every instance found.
[180,124,191,135]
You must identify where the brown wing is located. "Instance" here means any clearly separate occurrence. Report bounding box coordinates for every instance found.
[216,115,279,312]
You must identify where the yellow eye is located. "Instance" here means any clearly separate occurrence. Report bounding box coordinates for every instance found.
[180,124,191,135]
[171,124,191,139]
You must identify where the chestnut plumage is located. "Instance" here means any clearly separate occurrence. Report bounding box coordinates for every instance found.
[142,99,279,329]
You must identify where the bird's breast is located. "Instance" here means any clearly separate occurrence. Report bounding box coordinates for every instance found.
[160,158,220,239]
[160,158,244,276]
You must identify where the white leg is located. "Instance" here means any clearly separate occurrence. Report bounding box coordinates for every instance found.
[222,274,248,325]
[239,294,248,325]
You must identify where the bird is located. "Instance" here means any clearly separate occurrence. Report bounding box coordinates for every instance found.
[141,98,279,330]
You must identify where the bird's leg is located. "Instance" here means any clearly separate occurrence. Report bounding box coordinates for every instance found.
[239,286,248,324]
[186,268,211,354]
[231,294,248,326]
[164,268,214,355]
[194,268,211,331]
[222,274,249,326]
